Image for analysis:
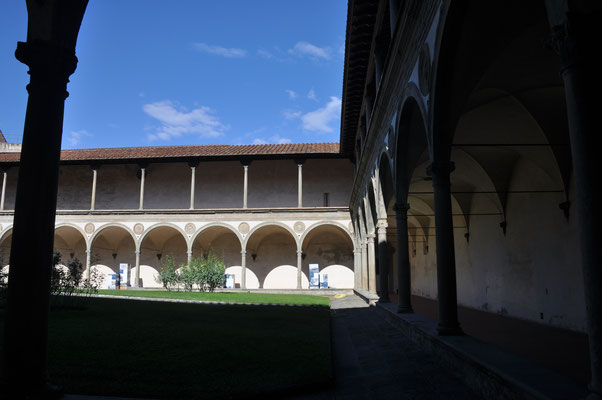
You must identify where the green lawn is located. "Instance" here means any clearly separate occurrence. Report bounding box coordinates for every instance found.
[0,297,332,399]
[97,289,331,306]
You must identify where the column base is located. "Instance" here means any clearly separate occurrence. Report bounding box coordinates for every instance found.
[437,323,464,336]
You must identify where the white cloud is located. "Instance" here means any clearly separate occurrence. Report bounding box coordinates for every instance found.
[257,49,274,59]
[288,41,331,60]
[66,130,92,147]
[253,134,292,145]
[283,109,302,120]
[193,42,247,58]
[300,96,341,133]
[286,90,298,100]
[307,88,318,102]
[143,100,227,141]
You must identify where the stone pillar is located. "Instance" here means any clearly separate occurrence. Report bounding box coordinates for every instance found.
[354,247,362,289]
[297,163,303,208]
[138,166,146,210]
[187,250,192,265]
[394,203,413,313]
[361,239,369,290]
[389,0,400,38]
[377,219,389,302]
[241,250,247,290]
[242,164,249,208]
[85,248,91,282]
[297,250,303,289]
[548,8,602,397]
[3,2,88,395]
[189,166,196,210]
[134,250,141,288]
[428,161,462,335]
[0,168,8,211]
[90,166,98,210]
[367,233,377,294]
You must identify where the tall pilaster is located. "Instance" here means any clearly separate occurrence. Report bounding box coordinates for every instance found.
[428,161,462,335]
[548,7,602,397]
[0,168,8,211]
[90,166,98,210]
[138,166,146,210]
[242,162,249,208]
[377,219,389,302]
[85,249,91,282]
[187,250,192,265]
[241,250,247,290]
[361,239,369,290]
[354,247,362,289]
[394,203,413,313]
[367,233,377,294]
[297,250,303,289]
[297,162,303,208]
[3,2,88,394]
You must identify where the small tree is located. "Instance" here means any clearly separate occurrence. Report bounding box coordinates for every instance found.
[156,255,179,291]
[178,263,196,292]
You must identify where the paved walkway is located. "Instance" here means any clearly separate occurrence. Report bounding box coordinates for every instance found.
[291,295,482,399]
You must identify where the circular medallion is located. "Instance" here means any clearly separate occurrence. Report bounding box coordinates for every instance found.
[185,223,196,234]
[418,43,431,97]
[293,221,306,233]
[133,223,144,235]
[84,223,95,234]
[238,222,250,234]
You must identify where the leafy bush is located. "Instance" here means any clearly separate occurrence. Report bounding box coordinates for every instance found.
[156,255,179,291]
[178,263,196,292]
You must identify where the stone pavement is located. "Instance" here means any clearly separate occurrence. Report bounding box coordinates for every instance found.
[290,294,482,399]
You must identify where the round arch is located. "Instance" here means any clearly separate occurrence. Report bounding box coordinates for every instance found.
[243,221,299,250]
[139,222,190,251]
[55,223,89,249]
[89,223,137,249]
[191,222,243,248]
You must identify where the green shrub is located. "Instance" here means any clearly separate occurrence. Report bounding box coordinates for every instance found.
[156,255,179,291]
[178,263,196,292]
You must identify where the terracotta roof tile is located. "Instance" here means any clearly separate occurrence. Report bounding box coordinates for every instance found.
[0,142,340,163]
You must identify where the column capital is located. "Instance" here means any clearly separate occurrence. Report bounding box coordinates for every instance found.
[241,250,247,255]
[366,233,376,240]
[90,164,101,171]
[297,250,304,256]
[188,159,199,169]
[377,218,388,229]
[186,250,192,255]
[294,158,306,166]
[135,250,141,255]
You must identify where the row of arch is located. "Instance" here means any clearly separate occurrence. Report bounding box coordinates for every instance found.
[0,221,355,289]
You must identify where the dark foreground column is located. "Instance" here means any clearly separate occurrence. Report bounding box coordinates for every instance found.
[428,161,462,335]
[377,219,390,302]
[548,7,602,398]
[395,203,413,313]
[2,1,87,397]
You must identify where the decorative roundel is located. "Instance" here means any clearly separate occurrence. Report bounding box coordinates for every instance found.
[348,222,354,233]
[238,222,250,234]
[418,43,431,97]
[185,223,196,234]
[84,223,95,234]
[133,223,144,235]
[293,221,306,233]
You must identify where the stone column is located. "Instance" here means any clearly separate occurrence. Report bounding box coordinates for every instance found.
[189,166,196,210]
[367,233,377,294]
[90,166,98,210]
[138,166,146,210]
[389,0,400,37]
[548,8,602,397]
[242,164,249,208]
[134,250,141,288]
[0,168,8,211]
[354,247,362,289]
[361,239,369,290]
[394,203,413,313]
[428,161,462,335]
[187,250,192,265]
[297,250,303,289]
[85,249,91,282]
[3,2,88,395]
[297,163,303,208]
[377,219,389,302]
[241,250,247,290]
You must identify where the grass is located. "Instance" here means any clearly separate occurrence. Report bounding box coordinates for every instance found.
[0,296,332,399]
[96,289,331,306]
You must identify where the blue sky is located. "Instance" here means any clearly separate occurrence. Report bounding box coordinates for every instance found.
[0,1,347,149]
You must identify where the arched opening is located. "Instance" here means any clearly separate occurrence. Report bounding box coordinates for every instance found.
[54,225,88,284]
[0,228,13,278]
[90,225,137,289]
[192,225,249,288]
[139,225,188,288]
[245,224,298,289]
[377,153,397,301]
[301,223,354,289]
